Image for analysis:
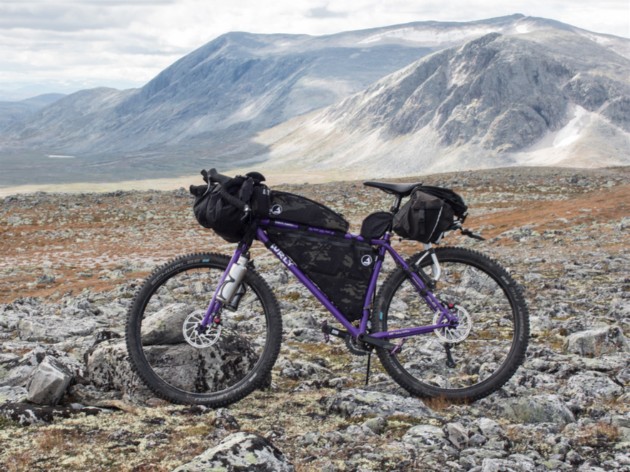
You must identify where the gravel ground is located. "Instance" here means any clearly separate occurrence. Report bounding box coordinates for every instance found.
[0,166,628,471]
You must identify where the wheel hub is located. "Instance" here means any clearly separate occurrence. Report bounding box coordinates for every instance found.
[433,305,472,343]
[182,311,222,348]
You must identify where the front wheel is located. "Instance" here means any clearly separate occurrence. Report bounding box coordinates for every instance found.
[126,253,282,407]
[374,247,529,402]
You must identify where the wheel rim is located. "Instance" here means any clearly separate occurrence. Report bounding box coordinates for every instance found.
[383,259,518,393]
[136,265,271,398]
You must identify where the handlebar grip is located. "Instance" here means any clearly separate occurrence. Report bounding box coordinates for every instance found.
[209,168,231,185]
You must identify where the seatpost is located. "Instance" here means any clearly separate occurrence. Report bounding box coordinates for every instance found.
[390,195,403,213]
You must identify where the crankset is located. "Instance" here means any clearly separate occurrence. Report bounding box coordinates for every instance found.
[345,336,372,356]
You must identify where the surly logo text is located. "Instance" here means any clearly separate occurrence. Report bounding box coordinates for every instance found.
[270,244,294,267]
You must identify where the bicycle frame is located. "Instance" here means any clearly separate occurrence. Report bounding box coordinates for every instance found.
[200,219,459,349]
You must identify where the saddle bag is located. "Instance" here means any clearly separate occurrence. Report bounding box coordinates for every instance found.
[393,186,466,243]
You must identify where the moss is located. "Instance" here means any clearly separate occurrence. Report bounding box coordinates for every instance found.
[0,416,19,430]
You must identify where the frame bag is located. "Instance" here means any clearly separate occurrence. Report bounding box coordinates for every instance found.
[268,228,375,321]
[268,191,349,232]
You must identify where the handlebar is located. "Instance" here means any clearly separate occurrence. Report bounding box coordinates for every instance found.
[202,168,231,185]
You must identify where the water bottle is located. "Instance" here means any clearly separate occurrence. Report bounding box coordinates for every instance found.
[217,255,248,303]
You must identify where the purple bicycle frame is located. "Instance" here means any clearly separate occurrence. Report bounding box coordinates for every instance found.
[199,219,457,343]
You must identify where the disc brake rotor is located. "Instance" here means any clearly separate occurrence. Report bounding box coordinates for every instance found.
[433,305,472,343]
[182,311,222,348]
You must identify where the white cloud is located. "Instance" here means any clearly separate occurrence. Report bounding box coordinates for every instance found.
[0,0,628,100]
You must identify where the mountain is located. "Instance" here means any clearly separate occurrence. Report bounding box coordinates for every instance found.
[254,28,630,177]
[0,14,628,186]
[0,20,445,184]
[0,94,64,131]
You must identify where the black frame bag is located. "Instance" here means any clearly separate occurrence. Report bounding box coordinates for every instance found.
[268,191,349,232]
[267,227,376,321]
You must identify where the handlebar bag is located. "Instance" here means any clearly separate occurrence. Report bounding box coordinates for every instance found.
[191,175,265,243]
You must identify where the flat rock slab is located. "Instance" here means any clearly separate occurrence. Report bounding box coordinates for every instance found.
[171,431,294,472]
[0,402,106,426]
[324,388,439,419]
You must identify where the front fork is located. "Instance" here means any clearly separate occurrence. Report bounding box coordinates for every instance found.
[199,243,250,332]
[415,244,441,287]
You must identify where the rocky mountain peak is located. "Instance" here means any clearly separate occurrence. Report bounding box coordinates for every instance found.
[0,16,628,186]
[254,29,629,176]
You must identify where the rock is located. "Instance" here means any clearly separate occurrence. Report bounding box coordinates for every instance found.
[171,431,294,472]
[479,457,535,472]
[446,422,469,449]
[86,335,259,401]
[26,356,72,405]
[0,385,28,403]
[324,388,437,419]
[563,372,624,401]
[0,402,105,426]
[140,303,195,345]
[84,341,153,399]
[402,424,446,449]
[477,418,504,437]
[497,395,575,425]
[363,416,387,435]
[278,358,332,380]
[564,326,629,357]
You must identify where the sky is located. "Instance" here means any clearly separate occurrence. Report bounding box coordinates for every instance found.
[1,0,629,100]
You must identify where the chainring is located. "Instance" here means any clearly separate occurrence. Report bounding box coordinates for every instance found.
[345,336,372,356]
[182,310,222,348]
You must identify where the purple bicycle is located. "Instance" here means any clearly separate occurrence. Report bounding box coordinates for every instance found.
[126,169,529,406]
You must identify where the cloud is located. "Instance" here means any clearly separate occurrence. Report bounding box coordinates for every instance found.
[307,5,348,19]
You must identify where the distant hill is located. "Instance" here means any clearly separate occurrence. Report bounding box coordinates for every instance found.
[0,14,628,186]
[0,94,64,131]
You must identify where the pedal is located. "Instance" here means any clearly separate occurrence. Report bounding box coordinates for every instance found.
[390,339,406,355]
[321,321,330,343]
[321,322,349,341]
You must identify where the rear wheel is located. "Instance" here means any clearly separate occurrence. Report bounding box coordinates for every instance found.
[374,247,528,402]
[126,253,282,406]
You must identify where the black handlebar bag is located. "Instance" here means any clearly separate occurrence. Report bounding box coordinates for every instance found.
[190,172,269,243]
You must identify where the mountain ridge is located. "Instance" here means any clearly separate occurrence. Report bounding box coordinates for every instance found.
[1,15,628,186]
[252,30,630,177]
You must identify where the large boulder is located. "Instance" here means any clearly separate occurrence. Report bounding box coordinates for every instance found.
[564,326,629,357]
[86,333,259,400]
[26,356,72,405]
[171,432,294,472]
